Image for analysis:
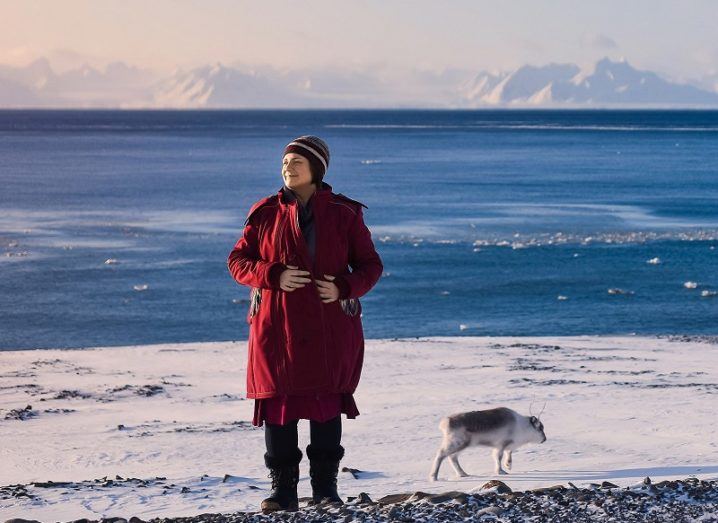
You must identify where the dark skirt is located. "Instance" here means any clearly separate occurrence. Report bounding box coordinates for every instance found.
[252,392,360,427]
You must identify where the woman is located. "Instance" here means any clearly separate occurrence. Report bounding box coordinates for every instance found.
[227,135,383,513]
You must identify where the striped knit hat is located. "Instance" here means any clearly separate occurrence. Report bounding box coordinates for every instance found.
[284,135,330,184]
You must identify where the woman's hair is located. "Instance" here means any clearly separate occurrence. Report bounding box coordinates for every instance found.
[309,162,322,186]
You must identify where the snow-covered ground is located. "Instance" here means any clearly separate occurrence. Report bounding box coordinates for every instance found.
[1,336,717,521]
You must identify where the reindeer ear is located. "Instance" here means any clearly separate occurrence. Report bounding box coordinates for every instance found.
[529,416,537,424]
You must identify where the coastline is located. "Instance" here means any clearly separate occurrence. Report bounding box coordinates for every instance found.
[1,335,717,520]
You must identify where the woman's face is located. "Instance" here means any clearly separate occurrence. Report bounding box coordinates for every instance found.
[282,153,314,190]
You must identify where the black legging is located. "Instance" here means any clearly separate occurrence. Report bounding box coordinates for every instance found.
[265,416,342,459]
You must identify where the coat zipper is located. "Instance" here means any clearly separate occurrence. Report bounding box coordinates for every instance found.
[275,209,289,391]
[297,199,331,387]
[280,199,331,391]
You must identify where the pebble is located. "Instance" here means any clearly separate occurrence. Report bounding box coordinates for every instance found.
[476,505,504,516]
[4,477,718,523]
[479,480,512,494]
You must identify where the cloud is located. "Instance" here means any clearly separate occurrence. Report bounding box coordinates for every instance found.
[580,33,618,50]
[0,46,38,67]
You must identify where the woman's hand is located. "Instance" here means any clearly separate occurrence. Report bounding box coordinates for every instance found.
[279,265,311,292]
[315,274,339,303]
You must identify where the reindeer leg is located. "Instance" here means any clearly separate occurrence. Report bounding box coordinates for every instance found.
[448,453,470,477]
[430,437,469,481]
[492,447,508,475]
[501,449,513,471]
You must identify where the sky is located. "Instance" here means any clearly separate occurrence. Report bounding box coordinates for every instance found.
[1,0,717,80]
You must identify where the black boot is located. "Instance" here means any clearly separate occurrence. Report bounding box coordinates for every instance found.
[261,448,302,513]
[306,444,344,505]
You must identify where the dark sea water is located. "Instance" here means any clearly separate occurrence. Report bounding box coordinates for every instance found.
[1,109,717,350]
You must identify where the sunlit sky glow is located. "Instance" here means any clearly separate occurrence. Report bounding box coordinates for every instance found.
[1,0,717,79]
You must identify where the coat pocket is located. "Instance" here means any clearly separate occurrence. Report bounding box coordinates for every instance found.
[247,286,262,324]
[339,297,360,317]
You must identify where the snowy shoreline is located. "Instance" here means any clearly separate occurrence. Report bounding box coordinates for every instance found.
[1,335,717,521]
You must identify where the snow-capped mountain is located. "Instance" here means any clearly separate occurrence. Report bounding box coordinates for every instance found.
[152,63,307,108]
[151,63,465,108]
[461,63,580,106]
[0,59,157,107]
[1,57,717,108]
[460,58,718,107]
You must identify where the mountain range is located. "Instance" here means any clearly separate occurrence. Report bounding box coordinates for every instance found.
[1,57,717,108]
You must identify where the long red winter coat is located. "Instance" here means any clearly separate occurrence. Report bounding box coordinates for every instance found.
[227,182,383,399]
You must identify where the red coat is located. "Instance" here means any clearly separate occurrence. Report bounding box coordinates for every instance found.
[228,182,383,399]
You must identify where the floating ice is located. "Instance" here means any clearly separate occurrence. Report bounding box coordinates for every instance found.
[360,159,382,165]
[133,284,149,292]
[683,281,698,289]
[608,288,634,295]
[646,257,661,265]
[701,290,717,297]
[104,258,118,265]
[466,231,718,250]
[459,324,468,331]
[557,295,568,300]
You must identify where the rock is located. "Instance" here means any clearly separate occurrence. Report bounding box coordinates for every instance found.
[476,505,504,517]
[180,486,190,493]
[54,389,91,399]
[4,519,44,523]
[347,492,373,504]
[32,480,73,488]
[454,492,469,503]
[387,506,401,518]
[532,485,566,494]
[407,491,432,501]
[129,518,148,523]
[341,466,363,479]
[480,480,512,494]
[601,481,619,489]
[4,405,36,421]
[378,493,412,504]
[427,491,465,503]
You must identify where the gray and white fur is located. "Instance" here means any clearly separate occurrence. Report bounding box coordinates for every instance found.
[430,406,546,480]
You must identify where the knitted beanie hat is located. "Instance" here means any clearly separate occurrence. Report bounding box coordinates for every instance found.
[284,135,330,184]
